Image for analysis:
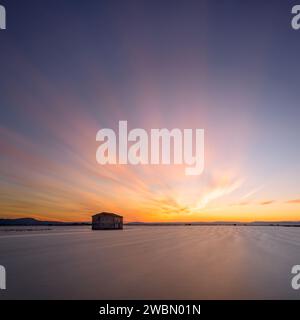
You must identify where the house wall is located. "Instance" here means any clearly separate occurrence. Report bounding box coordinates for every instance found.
[92,215,123,230]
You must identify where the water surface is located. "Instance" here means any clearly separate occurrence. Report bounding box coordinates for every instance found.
[0,226,300,299]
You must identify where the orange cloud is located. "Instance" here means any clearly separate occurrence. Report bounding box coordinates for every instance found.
[231,201,250,206]
[260,200,274,205]
[286,199,300,204]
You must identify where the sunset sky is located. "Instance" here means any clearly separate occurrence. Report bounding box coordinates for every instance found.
[0,0,299,222]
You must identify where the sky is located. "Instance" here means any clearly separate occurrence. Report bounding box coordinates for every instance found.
[0,0,299,222]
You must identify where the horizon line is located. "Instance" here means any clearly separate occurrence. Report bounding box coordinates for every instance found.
[1,217,300,225]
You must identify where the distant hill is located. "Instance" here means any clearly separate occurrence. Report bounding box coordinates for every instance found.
[126,221,300,227]
[0,218,90,226]
[1,218,300,227]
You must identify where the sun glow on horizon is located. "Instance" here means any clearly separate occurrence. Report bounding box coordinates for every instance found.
[1,119,299,223]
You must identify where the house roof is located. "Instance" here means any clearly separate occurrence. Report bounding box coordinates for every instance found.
[92,212,123,218]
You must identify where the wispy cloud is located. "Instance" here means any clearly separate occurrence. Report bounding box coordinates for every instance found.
[286,199,300,204]
[240,185,264,200]
[230,201,250,207]
[192,178,243,211]
[260,200,274,205]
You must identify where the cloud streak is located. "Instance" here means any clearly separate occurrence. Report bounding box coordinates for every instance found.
[240,185,264,200]
[259,200,275,206]
[286,199,300,204]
